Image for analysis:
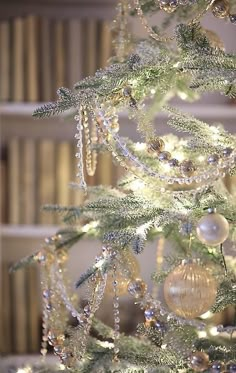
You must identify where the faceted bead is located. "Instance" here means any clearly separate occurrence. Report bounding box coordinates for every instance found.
[127,278,147,299]
[209,361,225,372]
[180,160,196,177]
[222,147,233,157]
[158,151,171,162]
[229,14,236,24]
[159,0,178,13]
[43,289,51,299]
[189,351,209,372]
[154,320,167,333]
[207,154,219,164]
[123,87,132,96]
[144,308,156,321]
[168,158,179,167]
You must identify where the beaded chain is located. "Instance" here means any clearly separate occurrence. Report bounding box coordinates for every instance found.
[97,109,236,188]
[74,111,87,190]
[82,108,98,176]
[112,264,120,362]
[133,0,220,43]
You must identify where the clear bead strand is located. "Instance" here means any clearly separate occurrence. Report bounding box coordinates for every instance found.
[98,110,236,186]
[112,264,120,362]
[74,110,87,190]
[133,0,215,42]
[40,266,50,358]
[83,108,97,176]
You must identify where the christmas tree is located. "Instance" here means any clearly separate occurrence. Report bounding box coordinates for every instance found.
[12,0,236,372]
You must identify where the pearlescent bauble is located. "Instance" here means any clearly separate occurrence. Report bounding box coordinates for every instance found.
[127,278,147,298]
[159,151,171,161]
[196,212,229,246]
[105,249,140,296]
[189,351,209,372]
[163,261,217,319]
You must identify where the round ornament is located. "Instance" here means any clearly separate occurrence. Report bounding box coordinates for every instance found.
[210,361,225,372]
[189,351,209,372]
[148,137,165,154]
[163,261,217,319]
[105,249,140,296]
[211,0,230,18]
[196,212,229,246]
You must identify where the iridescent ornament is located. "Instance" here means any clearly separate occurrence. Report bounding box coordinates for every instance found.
[196,211,229,246]
[148,137,165,154]
[189,351,209,372]
[211,0,229,18]
[127,278,147,299]
[163,260,217,319]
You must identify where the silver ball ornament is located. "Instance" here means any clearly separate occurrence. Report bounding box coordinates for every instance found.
[196,212,229,246]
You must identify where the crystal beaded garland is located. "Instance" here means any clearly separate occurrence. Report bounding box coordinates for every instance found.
[196,212,229,246]
[163,261,217,319]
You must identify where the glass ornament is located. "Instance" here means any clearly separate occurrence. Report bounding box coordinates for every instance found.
[189,351,209,372]
[210,361,225,372]
[163,261,217,319]
[196,212,229,246]
[211,0,229,18]
[127,278,147,298]
[148,137,165,154]
[105,249,141,296]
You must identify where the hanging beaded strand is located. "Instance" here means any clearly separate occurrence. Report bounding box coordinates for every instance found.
[97,109,235,187]
[82,108,98,176]
[133,0,216,42]
[112,0,131,62]
[74,110,87,190]
[112,263,120,362]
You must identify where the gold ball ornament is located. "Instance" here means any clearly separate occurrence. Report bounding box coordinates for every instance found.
[163,261,217,319]
[147,137,165,154]
[211,0,230,18]
[196,212,229,246]
[105,249,141,296]
[189,351,210,372]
